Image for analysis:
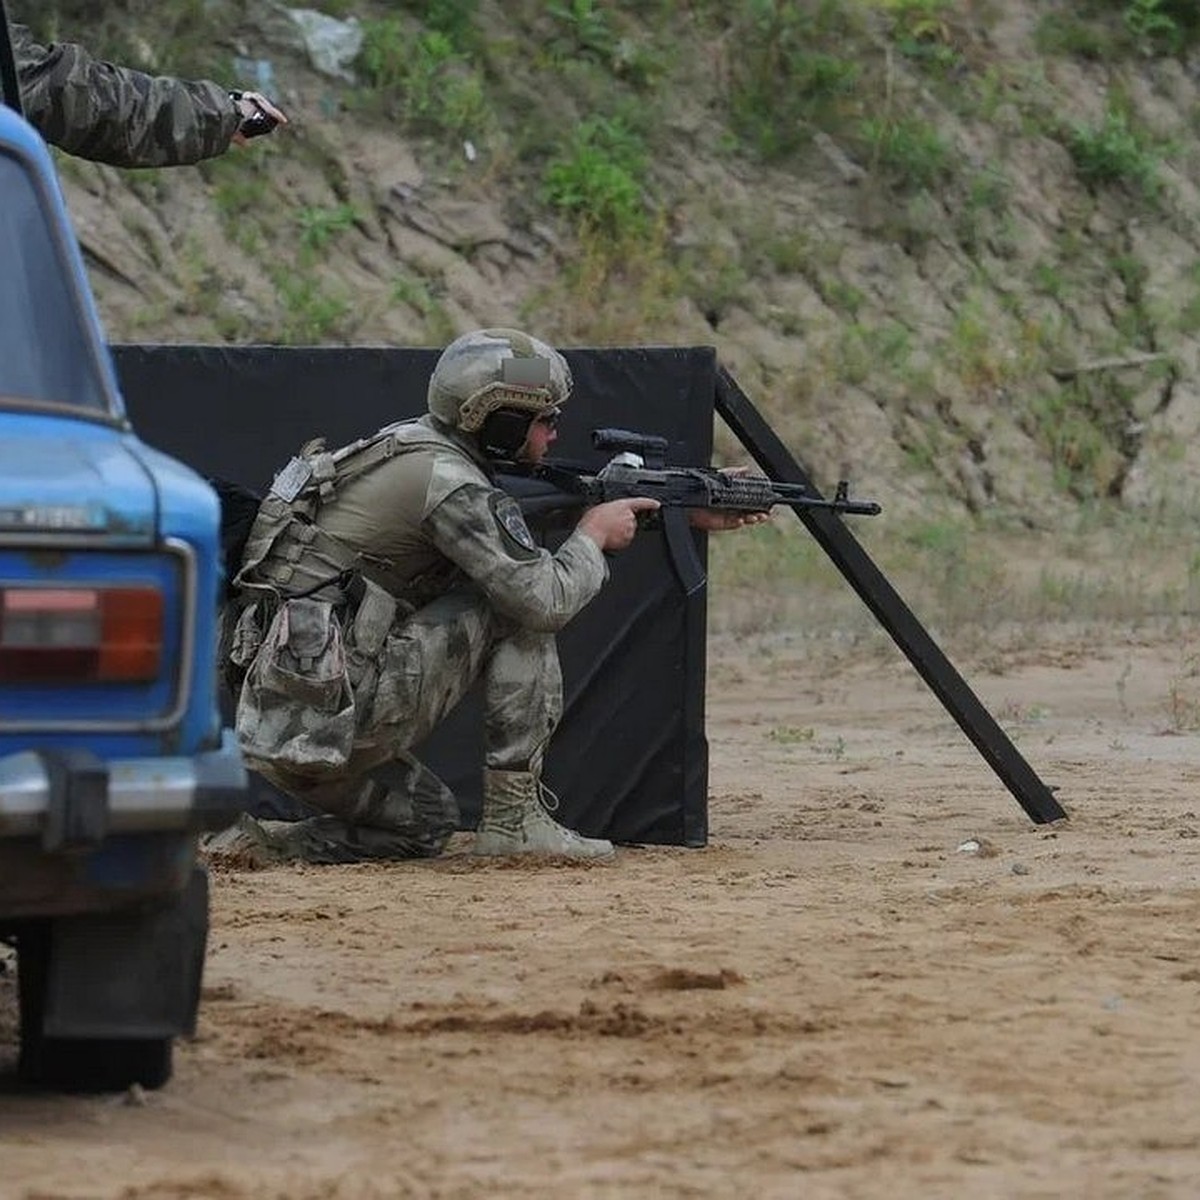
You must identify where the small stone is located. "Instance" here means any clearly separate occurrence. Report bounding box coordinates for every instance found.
[957,837,1000,858]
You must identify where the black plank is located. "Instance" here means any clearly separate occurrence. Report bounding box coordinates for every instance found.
[714,366,1066,825]
[114,343,715,845]
[0,3,20,116]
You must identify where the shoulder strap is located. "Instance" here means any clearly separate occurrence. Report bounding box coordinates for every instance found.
[267,422,406,506]
[269,418,480,508]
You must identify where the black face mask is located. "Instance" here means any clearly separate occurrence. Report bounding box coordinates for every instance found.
[479,409,536,460]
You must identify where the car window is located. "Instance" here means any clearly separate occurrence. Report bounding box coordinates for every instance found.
[0,149,110,415]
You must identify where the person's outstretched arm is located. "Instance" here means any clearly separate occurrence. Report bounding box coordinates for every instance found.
[12,22,283,167]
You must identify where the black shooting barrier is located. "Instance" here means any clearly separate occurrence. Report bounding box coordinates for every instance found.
[113,344,716,846]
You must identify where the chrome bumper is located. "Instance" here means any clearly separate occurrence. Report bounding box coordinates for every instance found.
[0,729,247,849]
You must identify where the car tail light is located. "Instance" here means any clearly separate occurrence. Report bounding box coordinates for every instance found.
[0,587,163,682]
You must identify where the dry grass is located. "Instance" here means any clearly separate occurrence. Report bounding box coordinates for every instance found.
[706,508,1200,663]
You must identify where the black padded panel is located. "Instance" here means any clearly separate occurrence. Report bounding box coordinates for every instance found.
[113,343,715,845]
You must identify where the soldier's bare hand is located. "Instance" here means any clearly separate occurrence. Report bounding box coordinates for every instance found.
[689,464,769,532]
[577,498,660,552]
[688,508,770,532]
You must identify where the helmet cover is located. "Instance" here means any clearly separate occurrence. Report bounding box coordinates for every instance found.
[427,328,572,433]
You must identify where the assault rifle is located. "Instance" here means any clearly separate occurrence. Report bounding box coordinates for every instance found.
[503,428,881,523]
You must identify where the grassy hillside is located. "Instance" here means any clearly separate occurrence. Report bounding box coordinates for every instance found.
[16,0,1200,640]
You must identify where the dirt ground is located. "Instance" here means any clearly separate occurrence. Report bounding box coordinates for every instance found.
[4,627,1200,1199]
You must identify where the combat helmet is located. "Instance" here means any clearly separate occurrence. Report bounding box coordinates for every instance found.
[427,328,571,452]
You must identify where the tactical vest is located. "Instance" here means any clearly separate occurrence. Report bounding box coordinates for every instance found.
[235,418,476,606]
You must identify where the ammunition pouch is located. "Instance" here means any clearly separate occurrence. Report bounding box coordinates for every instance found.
[231,560,402,772]
[342,575,399,721]
[235,597,356,778]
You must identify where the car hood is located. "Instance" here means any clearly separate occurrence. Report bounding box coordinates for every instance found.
[0,425,156,543]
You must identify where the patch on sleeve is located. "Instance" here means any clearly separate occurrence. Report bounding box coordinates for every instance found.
[489,493,539,558]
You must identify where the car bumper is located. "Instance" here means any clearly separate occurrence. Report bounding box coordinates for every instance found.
[0,729,247,847]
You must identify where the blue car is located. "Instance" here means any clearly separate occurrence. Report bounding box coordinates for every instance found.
[0,85,245,1089]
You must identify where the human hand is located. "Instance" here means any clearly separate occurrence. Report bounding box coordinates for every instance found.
[231,92,288,144]
[577,498,661,552]
[688,466,770,532]
[687,508,771,532]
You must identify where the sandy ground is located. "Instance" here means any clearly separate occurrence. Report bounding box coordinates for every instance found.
[4,628,1200,1199]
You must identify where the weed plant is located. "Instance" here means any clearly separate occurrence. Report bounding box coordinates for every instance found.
[357,16,487,141]
[272,271,351,345]
[296,204,359,256]
[547,0,617,64]
[391,275,456,345]
[861,115,953,191]
[882,0,963,77]
[1036,0,1200,59]
[542,117,651,239]
[1067,104,1161,197]
[724,0,864,161]
[1122,0,1200,54]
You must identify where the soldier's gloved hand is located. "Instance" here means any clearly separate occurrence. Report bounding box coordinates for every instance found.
[577,498,660,552]
[230,91,288,144]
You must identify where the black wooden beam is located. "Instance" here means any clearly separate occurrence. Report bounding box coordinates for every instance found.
[714,366,1066,825]
[0,2,22,116]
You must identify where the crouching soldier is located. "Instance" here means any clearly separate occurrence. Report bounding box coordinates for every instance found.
[211,328,670,865]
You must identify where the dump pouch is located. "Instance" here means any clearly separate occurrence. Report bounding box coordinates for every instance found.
[235,598,356,777]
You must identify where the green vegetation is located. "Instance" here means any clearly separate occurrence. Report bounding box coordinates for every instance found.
[272,271,352,345]
[23,0,239,77]
[766,725,815,745]
[391,274,456,344]
[32,0,1200,611]
[708,501,1200,651]
[836,320,913,385]
[1122,0,1200,54]
[724,1,863,161]
[1036,0,1200,59]
[1035,13,1115,60]
[884,0,963,76]
[1067,104,1162,196]
[861,115,953,191]
[547,0,618,65]
[357,17,487,139]
[412,0,480,47]
[1026,386,1118,497]
[541,117,650,239]
[296,204,359,254]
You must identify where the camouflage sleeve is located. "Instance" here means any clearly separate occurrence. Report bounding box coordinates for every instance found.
[423,482,609,633]
[12,23,241,167]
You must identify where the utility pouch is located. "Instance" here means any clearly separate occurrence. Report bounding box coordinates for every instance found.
[349,577,398,658]
[236,598,355,776]
[342,575,398,710]
[228,600,267,668]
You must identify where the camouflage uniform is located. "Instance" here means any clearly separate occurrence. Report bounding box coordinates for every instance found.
[12,23,240,167]
[223,406,609,863]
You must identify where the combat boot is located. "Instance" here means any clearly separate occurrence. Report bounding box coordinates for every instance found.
[201,812,299,868]
[472,769,614,860]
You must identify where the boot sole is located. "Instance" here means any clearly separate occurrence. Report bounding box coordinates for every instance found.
[469,846,617,864]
